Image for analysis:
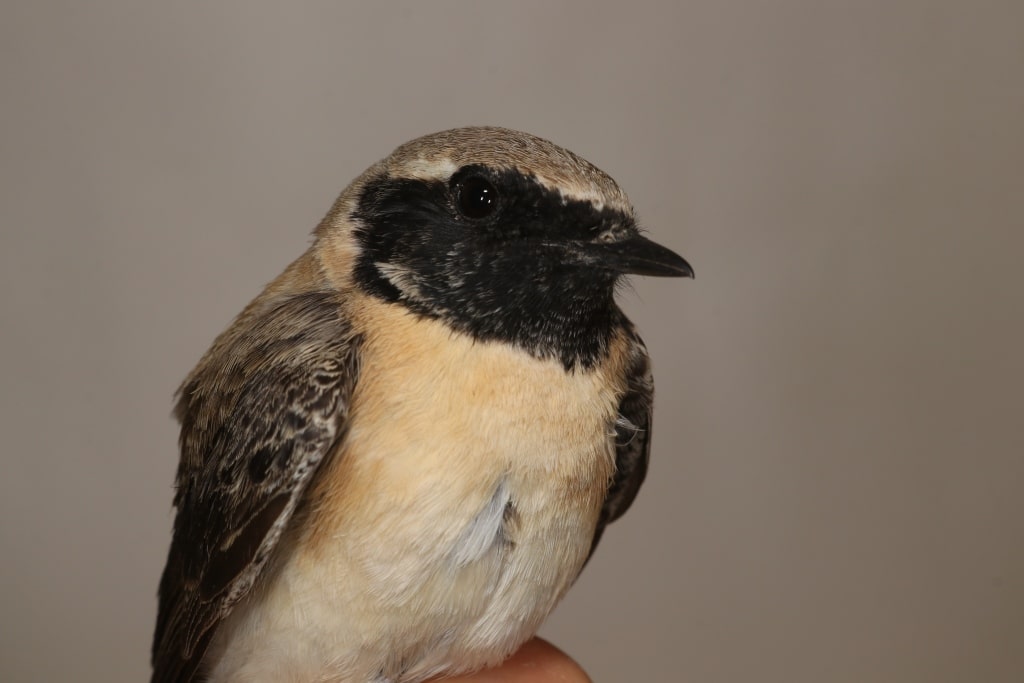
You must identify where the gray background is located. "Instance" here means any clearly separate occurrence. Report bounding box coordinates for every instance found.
[2,2,1022,681]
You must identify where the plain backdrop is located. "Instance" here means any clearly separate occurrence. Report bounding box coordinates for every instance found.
[2,2,1022,682]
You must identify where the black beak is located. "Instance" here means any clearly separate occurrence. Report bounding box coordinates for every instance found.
[563,235,694,278]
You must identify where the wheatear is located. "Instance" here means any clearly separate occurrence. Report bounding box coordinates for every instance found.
[152,126,693,683]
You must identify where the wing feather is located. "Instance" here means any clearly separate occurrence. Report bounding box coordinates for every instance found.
[589,324,654,559]
[151,291,361,683]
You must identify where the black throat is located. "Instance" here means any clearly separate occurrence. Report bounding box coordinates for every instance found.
[350,168,631,370]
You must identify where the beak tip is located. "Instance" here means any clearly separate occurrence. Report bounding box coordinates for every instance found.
[659,255,694,279]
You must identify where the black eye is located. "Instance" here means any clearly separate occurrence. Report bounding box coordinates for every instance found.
[456,176,499,219]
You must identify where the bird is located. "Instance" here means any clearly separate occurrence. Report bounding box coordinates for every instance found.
[152,126,693,683]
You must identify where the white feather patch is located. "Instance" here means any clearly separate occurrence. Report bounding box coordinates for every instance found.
[450,479,510,567]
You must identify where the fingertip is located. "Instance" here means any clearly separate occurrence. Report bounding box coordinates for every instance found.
[506,638,592,682]
[441,638,591,682]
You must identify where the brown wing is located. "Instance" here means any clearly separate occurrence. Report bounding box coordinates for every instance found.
[589,325,654,559]
[151,291,361,683]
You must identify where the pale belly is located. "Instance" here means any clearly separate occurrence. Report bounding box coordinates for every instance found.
[204,306,625,682]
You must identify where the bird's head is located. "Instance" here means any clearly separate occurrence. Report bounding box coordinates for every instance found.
[319,126,692,368]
